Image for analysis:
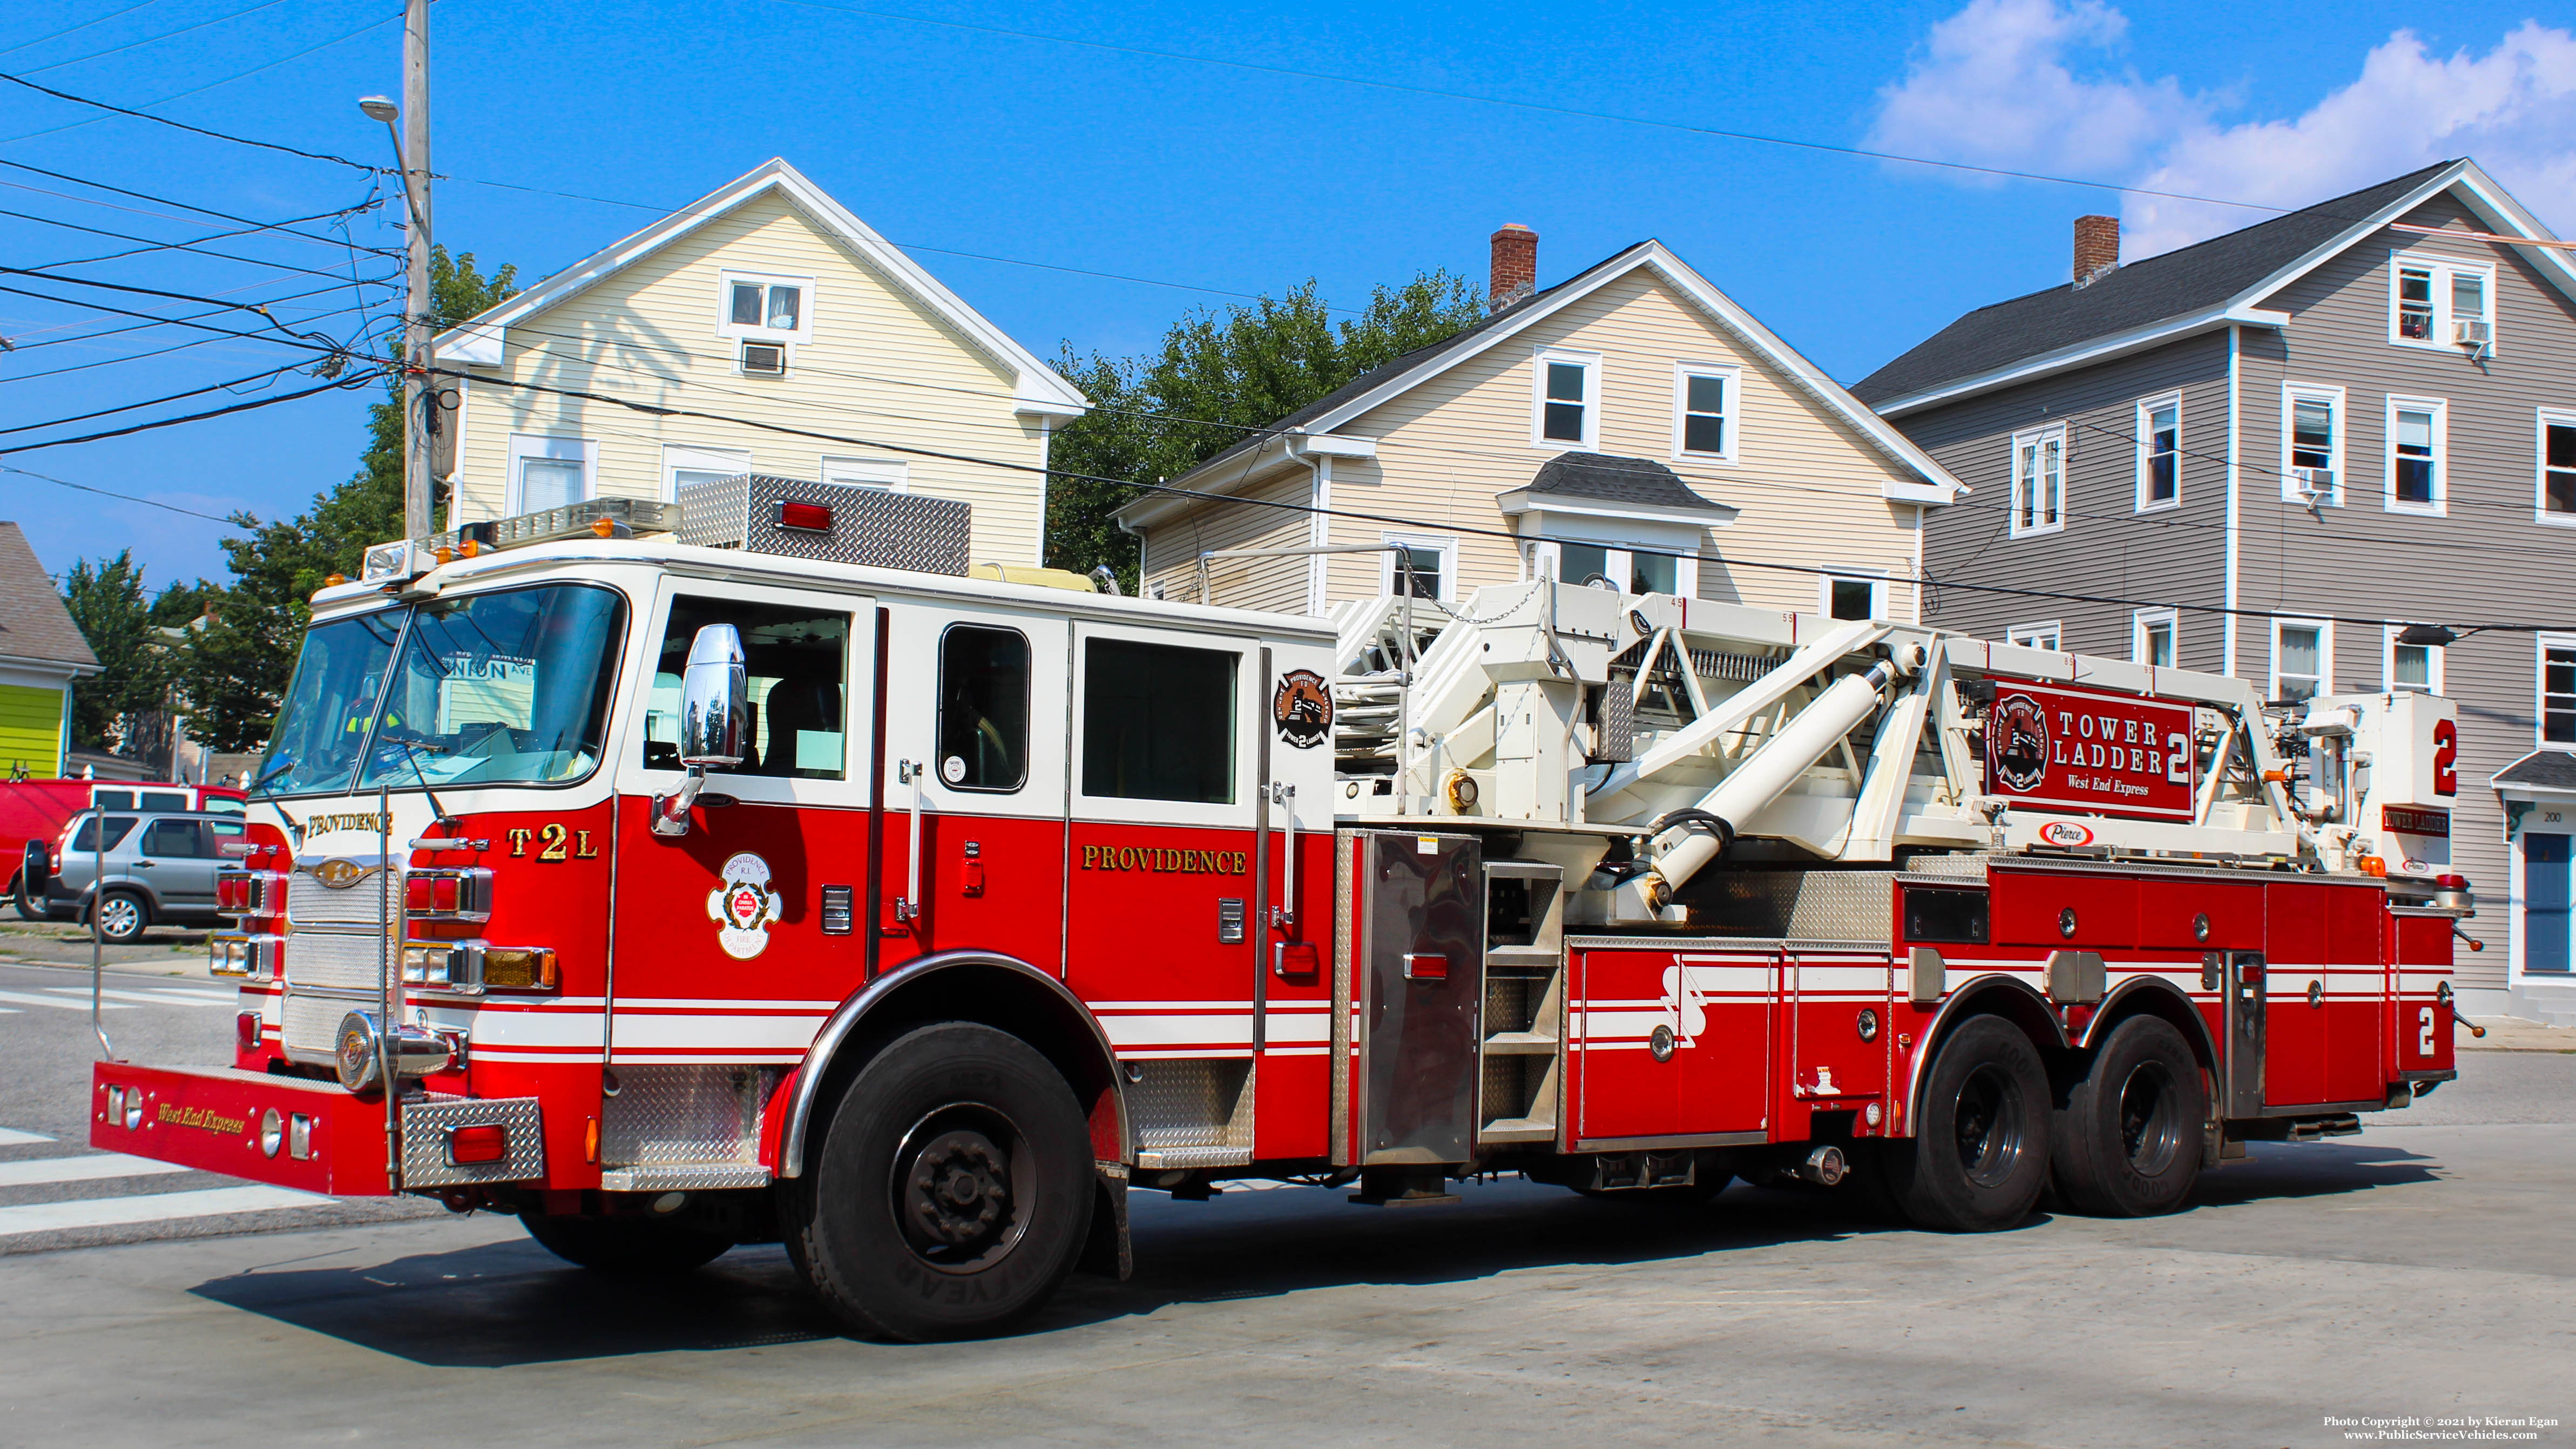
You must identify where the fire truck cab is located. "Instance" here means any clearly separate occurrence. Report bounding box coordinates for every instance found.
[92,480,2465,1342]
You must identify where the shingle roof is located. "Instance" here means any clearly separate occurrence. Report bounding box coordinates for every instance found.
[2494,750,2576,791]
[1849,162,2458,408]
[1517,452,1728,513]
[0,523,97,672]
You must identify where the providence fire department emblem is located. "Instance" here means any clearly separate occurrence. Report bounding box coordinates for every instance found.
[1987,692,2051,793]
[707,852,782,960]
[1271,669,1333,749]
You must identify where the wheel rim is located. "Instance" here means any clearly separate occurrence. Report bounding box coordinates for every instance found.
[99,896,139,939]
[887,1102,1033,1275]
[1951,1062,2027,1188]
[2115,1060,2186,1177]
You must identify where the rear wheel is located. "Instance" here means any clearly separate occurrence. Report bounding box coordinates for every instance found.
[2052,1015,2205,1217]
[520,1214,732,1274]
[1881,1015,2051,1232]
[89,889,147,944]
[783,1022,1093,1341]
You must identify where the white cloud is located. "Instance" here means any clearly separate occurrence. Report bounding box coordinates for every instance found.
[1871,6,2576,260]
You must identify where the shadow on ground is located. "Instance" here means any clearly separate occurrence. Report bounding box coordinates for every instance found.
[190,1141,2437,1368]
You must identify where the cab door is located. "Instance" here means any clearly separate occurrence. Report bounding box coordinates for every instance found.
[876,600,1069,972]
[136,817,222,912]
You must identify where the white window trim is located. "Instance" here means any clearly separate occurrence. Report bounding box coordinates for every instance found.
[1537,538,1699,599]
[1670,361,1740,464]
[1530,348,1600,452]
[661,443,751,504]
[2383,394,2449,517]
[1379,532,1458,604]
[2270,617,2334,701]
[2280,383,2346,507]
[2134,392,2182,513]
[2537,408,2576,529]
[2383,624,2445,694]
[821,456,911,492]
[713,268,817,344]
[2009,425,2067,538]
[1820,569,1889,622]
[2132,608,2179,668]
[2005,620,2063,652]
[505,433,595,514]
[2386,250,2498,354]
[2540,633,2576,748]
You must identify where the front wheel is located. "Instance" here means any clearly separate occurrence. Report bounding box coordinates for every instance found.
[1880,1015,2051,1232]
[783,1022,1094,1342]
[2051,1015,2206,1217]
[520,1213,732,1274]
[89,889,148,944]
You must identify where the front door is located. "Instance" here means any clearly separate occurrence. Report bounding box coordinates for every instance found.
[2526,833,2571,973]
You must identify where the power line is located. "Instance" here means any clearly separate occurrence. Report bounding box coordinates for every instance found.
[0,367,386,456]
[0,1,174,60]
[0,462,238,523]
[0,10,400,146]
[16,0,292,77]
[0,280,367,358]
[2,200,390,279]
[0,64,380,169]
[0,160,396,252]
[3,276,395,353]
[0,360,314,437]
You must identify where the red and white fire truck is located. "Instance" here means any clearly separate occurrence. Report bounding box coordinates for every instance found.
[91,478,2466,1340]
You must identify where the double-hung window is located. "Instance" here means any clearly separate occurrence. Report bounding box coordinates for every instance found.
[663,444,750,503]
[1673,363,1737,461]
[1823,572,1887,621]
[1549,541,1692,599]
[2135,394,2180,510]
[2389,253,2495,351]
[508,434,593,513]
[2134,610,2178,668]
[2006,621,2062,652]
[2544,638,2576,745]
[2386,626,2442,694]
[2540,411,2576,524]
[1383,535,1455,602]
[1532,351,1598,449]
[2009,426,2065,537]
[2272,619,2331,702]
[2281,385,2344,506]
[2386,396,2447,514]
[716,271,813,341]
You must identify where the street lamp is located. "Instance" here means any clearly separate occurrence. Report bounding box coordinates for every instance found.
[357,94,398,124]
[360,87,433,541]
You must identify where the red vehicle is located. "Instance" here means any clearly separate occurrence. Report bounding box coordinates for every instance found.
[91,487,2464,1340]
[8,778,243,918]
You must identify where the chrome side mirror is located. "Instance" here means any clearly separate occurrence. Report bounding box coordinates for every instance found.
[654,624,748,837]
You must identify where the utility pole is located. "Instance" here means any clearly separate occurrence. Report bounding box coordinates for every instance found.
[366,0,435,540]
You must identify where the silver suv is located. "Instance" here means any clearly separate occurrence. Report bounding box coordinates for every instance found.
[37,810,249,944]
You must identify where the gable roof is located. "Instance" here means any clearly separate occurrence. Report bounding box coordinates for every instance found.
[1119,240,1962,529]
[430,158,1086,419]
[0,523,98,673]
[1854,158,2576,415]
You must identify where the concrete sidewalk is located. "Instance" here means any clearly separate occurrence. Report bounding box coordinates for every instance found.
[2458,1014,2575,1052]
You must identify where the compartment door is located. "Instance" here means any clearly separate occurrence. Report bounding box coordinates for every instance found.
[1359,832,1482,1164]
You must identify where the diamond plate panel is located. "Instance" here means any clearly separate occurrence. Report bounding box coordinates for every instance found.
[283,927,394,991]
[599,1163,771,1191]
[674,475,970,575]
[598,1065,776,1168]
[1127,1059,1252,1150]
[401,1095,545,1188]
[1692,870,1897,943]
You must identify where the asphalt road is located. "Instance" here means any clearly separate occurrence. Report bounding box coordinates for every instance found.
[0,976,2567,1448]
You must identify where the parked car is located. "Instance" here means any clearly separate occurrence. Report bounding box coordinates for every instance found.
[31,809,250,943]
[6,781,244,920]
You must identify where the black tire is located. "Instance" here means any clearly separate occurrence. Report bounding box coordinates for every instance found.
[2052,1015,2206,1217]
[520,1213,733,1274]
[1881,1014,2051,1232]
[11,871,42,922]
[782,1022,1094,1342]
[89,889,148,944]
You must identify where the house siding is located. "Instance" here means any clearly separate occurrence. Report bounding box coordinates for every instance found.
[1908,330,2232,670]
[1139,471,1315,611]
[1141,267,1935,621]
[2232,194,2576,986]
[451,190,1052,567]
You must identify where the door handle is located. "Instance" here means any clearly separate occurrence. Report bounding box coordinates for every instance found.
[1267,782,1297,929]
[894,760,924,923]
[133,861,155,869]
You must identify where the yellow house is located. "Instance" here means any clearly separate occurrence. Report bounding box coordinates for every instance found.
[1118,227,1963,619]
[434,159,1087,567]
[0,522,98,778]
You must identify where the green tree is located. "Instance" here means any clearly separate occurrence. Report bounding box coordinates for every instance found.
[1044,270,1484,585]
[179,247,518,751]
[60,550,167,750]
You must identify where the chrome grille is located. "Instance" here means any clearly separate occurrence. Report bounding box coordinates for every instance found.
[289,866,393,927]
[284,927,394,991]
[282,990,369,1057]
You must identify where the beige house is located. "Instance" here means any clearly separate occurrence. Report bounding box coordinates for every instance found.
[434,159,1086,566]
[1118,227,1962,619]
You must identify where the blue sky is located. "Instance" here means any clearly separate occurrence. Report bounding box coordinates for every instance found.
[5,0,2571,592]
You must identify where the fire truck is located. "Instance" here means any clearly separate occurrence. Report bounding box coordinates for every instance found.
[90,478,2465,1341]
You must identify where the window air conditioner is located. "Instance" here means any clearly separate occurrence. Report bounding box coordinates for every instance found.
[740,340,787,376]
[2453,319,2491,347]
[2282,466,2334,503]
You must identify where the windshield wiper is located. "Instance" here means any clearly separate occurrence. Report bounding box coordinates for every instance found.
[377,731,459,828]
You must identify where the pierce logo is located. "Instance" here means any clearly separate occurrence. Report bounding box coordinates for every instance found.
[312,858,373,890]
[1988,692,2052,793]
[2038,821,2095,848]
[706,852,782,960]
[1271,669,1333,749]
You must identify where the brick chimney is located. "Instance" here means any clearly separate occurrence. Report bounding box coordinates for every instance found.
[1490,224,1537,312]
[2073,214,2120,289]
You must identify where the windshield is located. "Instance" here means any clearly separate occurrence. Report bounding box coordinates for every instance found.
[255,584,627,797]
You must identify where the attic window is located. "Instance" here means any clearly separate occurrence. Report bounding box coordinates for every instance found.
[2388,253,2493,351]
[1531,350,1597,449]
[715,269,815,343]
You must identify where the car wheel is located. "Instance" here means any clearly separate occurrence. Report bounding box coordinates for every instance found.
[90,889,148,945]
[2052,1015,2206,1217]
[1879,1014,2052,1233]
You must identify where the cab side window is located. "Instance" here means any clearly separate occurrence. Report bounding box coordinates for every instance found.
[645,598,849,780]
[71,816,138,853]
[141,820,207,858]
[937,625,1031,792]
[1081,639,1236,804]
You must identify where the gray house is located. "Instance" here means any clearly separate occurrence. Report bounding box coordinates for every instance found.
[1852,159,2576,1024]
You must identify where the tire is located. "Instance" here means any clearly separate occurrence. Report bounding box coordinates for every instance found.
[89,889,148,945]
[2051,1015,2206,1217]
[11,871,42,922]
[782,1021,1094,1342]
[522,1213,732,1274]
[1881,1014,2051,1233]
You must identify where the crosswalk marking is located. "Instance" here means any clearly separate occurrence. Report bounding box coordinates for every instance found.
[44,986,232,1007]
[0,1128,52,1147]
[0,1153,189,1188]
[0,1186,327,1237]
[0,988,133,1012]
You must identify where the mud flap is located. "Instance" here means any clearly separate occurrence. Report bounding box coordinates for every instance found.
[1078,1161,1131,1281]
